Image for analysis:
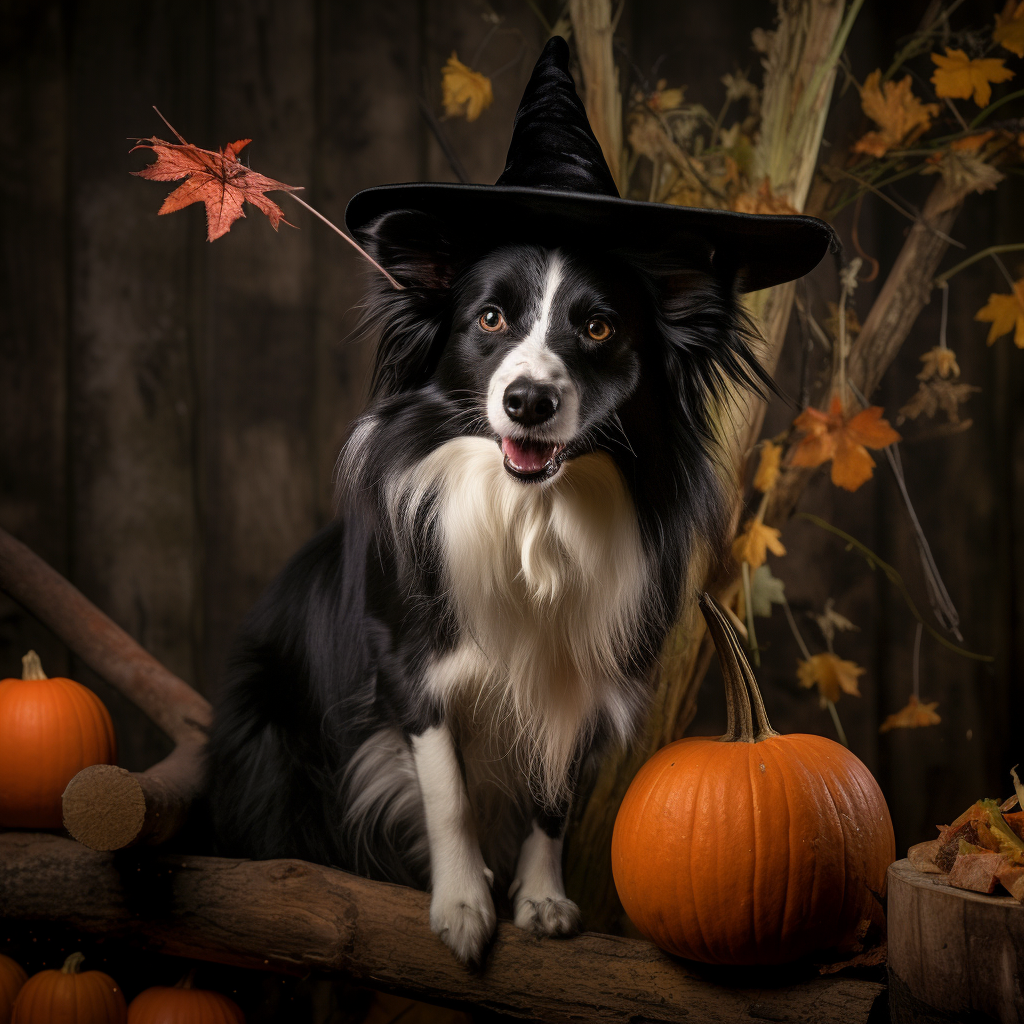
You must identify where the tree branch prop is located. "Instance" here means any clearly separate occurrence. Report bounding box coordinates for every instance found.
[0,526,211,850]
[0,833,884,1024]
[565,0,852,934]
[767,176,969,524]
[568,0,624,192]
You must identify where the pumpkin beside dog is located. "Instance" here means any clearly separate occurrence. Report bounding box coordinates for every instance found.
[612,596,894,965]
[0,652,116,828]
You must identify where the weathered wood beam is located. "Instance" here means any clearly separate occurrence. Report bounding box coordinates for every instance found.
[0,526,210,849]
[0,833,884,1024]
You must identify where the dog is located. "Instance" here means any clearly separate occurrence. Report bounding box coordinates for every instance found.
[205,37,830,965]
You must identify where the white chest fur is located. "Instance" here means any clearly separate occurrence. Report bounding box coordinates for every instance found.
[387,437,649,806]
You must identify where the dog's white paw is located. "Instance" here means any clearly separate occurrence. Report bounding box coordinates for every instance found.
[512,893,581,937]
[429,877,496,965]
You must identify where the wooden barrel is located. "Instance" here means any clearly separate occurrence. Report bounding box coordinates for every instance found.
[888,858,1024,1022]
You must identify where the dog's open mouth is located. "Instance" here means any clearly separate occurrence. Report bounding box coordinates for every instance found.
[500,437,566,481]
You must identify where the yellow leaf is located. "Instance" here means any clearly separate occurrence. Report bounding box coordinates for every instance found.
[731,519,786,570]
[918,346,960,380]
[852,71,940,158]
[879,694,941,733]
[441,53,493,122]
[951,130,997,153]
[995,1,1024,58]
[975,280,1024,346]
[797,653,865,706]
[931,49,1014,108]
[753,441,782,492]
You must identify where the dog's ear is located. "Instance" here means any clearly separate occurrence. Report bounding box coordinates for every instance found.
[359,210,458,291]
[652,266,776,430]
[356,211,461,399]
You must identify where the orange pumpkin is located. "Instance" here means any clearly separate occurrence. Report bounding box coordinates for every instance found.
[612,595,895,965]
[0,954,28,1024]
[128,975,245,1023]
[11,953,126,1024]
[0,652,117,828]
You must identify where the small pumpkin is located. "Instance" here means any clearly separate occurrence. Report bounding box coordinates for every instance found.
[0,954,28,1024]
[611,594,895,965]
[0,652,117,828]
[128,972,244,1023]
[12,952,126,1024]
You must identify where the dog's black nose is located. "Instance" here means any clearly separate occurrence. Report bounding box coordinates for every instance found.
[503,377,560,426]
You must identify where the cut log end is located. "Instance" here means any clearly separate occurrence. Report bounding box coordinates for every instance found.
[63,764,146,851]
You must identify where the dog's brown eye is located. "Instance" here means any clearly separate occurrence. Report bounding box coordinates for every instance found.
[479,310,505,332]
[586,317,613,342]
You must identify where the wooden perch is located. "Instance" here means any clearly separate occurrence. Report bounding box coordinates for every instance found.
[0,526,211,850]
[0,832,884,1024]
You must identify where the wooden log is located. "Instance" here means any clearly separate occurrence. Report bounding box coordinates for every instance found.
[0,526,211,850]
[0,833,883,1024]
[887,858,1024,1023]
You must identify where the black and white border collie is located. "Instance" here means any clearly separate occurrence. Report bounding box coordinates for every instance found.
[207,209,767,963]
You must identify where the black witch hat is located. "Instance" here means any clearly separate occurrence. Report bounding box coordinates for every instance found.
[346,37,832,293]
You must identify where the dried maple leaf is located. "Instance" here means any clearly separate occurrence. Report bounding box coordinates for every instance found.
[931,48,1015,108]
[852,71,939,158]
[132,133,300,242]
[879,694,941,732]
[791,396,900,492]
[753,440,782,492]
[441,53,493,122]
[814,597,859,648]
[975,280,1024,346]
[995,0,1024,57]
[918,346,961,380]
[899,380,980,426]
[732,177,798,215]
[922,149,1004,197]
[731,519,786,570]
[798,652,864,706]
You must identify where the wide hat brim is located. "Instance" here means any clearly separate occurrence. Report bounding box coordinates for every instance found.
[346,182,834,294]
[345,36,834,294]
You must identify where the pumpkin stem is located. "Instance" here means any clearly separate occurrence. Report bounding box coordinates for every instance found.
[61,952,86,974]
[21,650,47,680]
[175,968,197,989]
[700,594,778,742]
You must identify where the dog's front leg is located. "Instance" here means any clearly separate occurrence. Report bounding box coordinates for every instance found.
[509,807,581,938]
[411,725,496,964]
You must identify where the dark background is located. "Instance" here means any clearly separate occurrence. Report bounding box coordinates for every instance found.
[1,0,1023,1015]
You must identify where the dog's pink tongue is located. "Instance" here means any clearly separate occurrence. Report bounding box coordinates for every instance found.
[502,437,555,473]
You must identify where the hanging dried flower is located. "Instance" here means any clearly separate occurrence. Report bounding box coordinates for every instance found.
[879,695,942,732]
[918,347,961,380]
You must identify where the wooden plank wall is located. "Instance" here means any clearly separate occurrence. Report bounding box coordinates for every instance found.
[1,0,1021,880]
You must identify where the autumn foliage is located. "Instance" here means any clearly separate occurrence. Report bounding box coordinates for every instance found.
[790,397,900,492]
[132,125,299,242]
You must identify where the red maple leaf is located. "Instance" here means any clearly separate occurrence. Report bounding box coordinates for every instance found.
[131,120,300,242]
